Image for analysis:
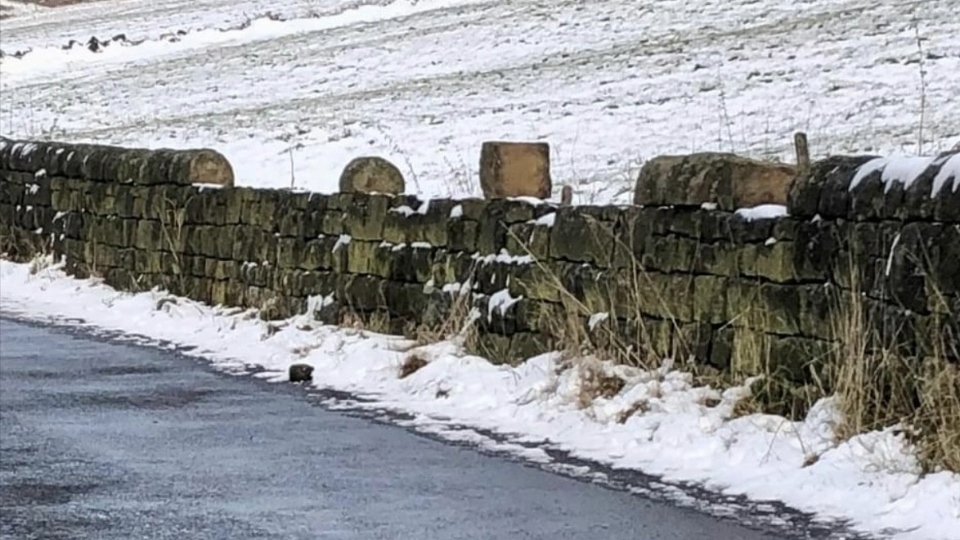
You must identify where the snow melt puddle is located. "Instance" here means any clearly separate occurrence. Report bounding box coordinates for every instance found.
[1,258,958,540]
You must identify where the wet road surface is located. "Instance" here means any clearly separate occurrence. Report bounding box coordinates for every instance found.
[0,317,785,540]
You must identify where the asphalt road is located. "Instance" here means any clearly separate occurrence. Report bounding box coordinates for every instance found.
[0,317,786,540]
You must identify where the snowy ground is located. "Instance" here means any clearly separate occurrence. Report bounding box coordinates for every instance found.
[2,0,959,203]
[1,258,959,540]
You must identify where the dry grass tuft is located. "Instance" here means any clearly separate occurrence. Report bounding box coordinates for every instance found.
[399,353,429,379]
[339,309,393,335]
[830,284,960,473]
[414,277,477,347]
[574,360,626,409]
[617,400,648,423]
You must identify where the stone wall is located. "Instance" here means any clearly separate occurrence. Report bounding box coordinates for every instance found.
[2,138,957,397]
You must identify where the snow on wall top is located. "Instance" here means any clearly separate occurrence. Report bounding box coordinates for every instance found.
[850,152,960,197]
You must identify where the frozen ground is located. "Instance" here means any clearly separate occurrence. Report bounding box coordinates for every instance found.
[2,258,959,540]
[2,0,960,203]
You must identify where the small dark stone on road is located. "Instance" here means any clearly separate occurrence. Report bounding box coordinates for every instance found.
[288,363,314,383]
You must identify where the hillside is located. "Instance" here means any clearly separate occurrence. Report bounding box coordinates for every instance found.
[1,0,959,203]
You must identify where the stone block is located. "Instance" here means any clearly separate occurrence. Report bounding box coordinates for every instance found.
[638,234,698,273]
[693,275,728,324]
[385,244,434,283]
[479,141,551,200]
[933,154,960,223]
[767,335,833,383]
[339,156,405,195]
[787,155,872,218]
[691,242,741,277]
[633,272,694,322]
[505,222,550,260]
[277,209,306,239]
[674,323,712,363]
[275,237,302,269]
[448,219,478,252]
[549,208,615,266]
[429,251,475,287]
[505,261,558,303]
[634,153,796,210]
[930,224,960,298]
[339,274,387,311]
[342,193,390,240]
[458,198,489,220]
[734,282,803,335]
[709,326,735,370]
[168,149,234,187]
[133,219,162,250]
[752,241,797,283]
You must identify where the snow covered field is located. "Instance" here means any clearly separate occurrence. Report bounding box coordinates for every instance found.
[2,258,959,540]
[2,0,959,203]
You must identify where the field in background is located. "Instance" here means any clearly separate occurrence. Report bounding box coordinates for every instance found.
[0,0,960,202]
[1,0,959,201]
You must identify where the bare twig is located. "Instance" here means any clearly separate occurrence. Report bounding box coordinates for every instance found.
[914,23,927,155]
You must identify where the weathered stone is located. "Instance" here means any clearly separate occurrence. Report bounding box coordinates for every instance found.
[269,206,301,238]
[751,241,797,283]
[930,223,960,298]
[634,153,796,210]
[448,219,478,252]
[549,208,615,266]
[381,198,452,247]
[693,275,728,324]
[626,316,673,361]
[674,323,712,362]
[505,222,550,260]
[164,149,234,187]
[632,272,694,322]
[788,155,874,218]
[274,237,301,269]
[479,141,551,200]
[342,194,390,241]
[458,198,488,220]
[429,251,475,287]
[796,284,834,339]
[338,157,405,195]
[709,326,734,370]
[638,234,698,273]
[691,242,739,277]
[386,244,434,283]
[338,274,386,311]
[133,219,162,250]
[475,203,509,255]
[289,363,314,383]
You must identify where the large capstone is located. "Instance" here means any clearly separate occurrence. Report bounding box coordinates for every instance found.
[338,157,405,195]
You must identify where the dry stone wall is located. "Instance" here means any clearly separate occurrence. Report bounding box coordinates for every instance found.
[2,138,957,395]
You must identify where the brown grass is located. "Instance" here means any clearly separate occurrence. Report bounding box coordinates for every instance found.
[830,284,960,473]
[573,360,626,409]
[617,400,648,423]
[399,353,428,379]
[414,274,477,347]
